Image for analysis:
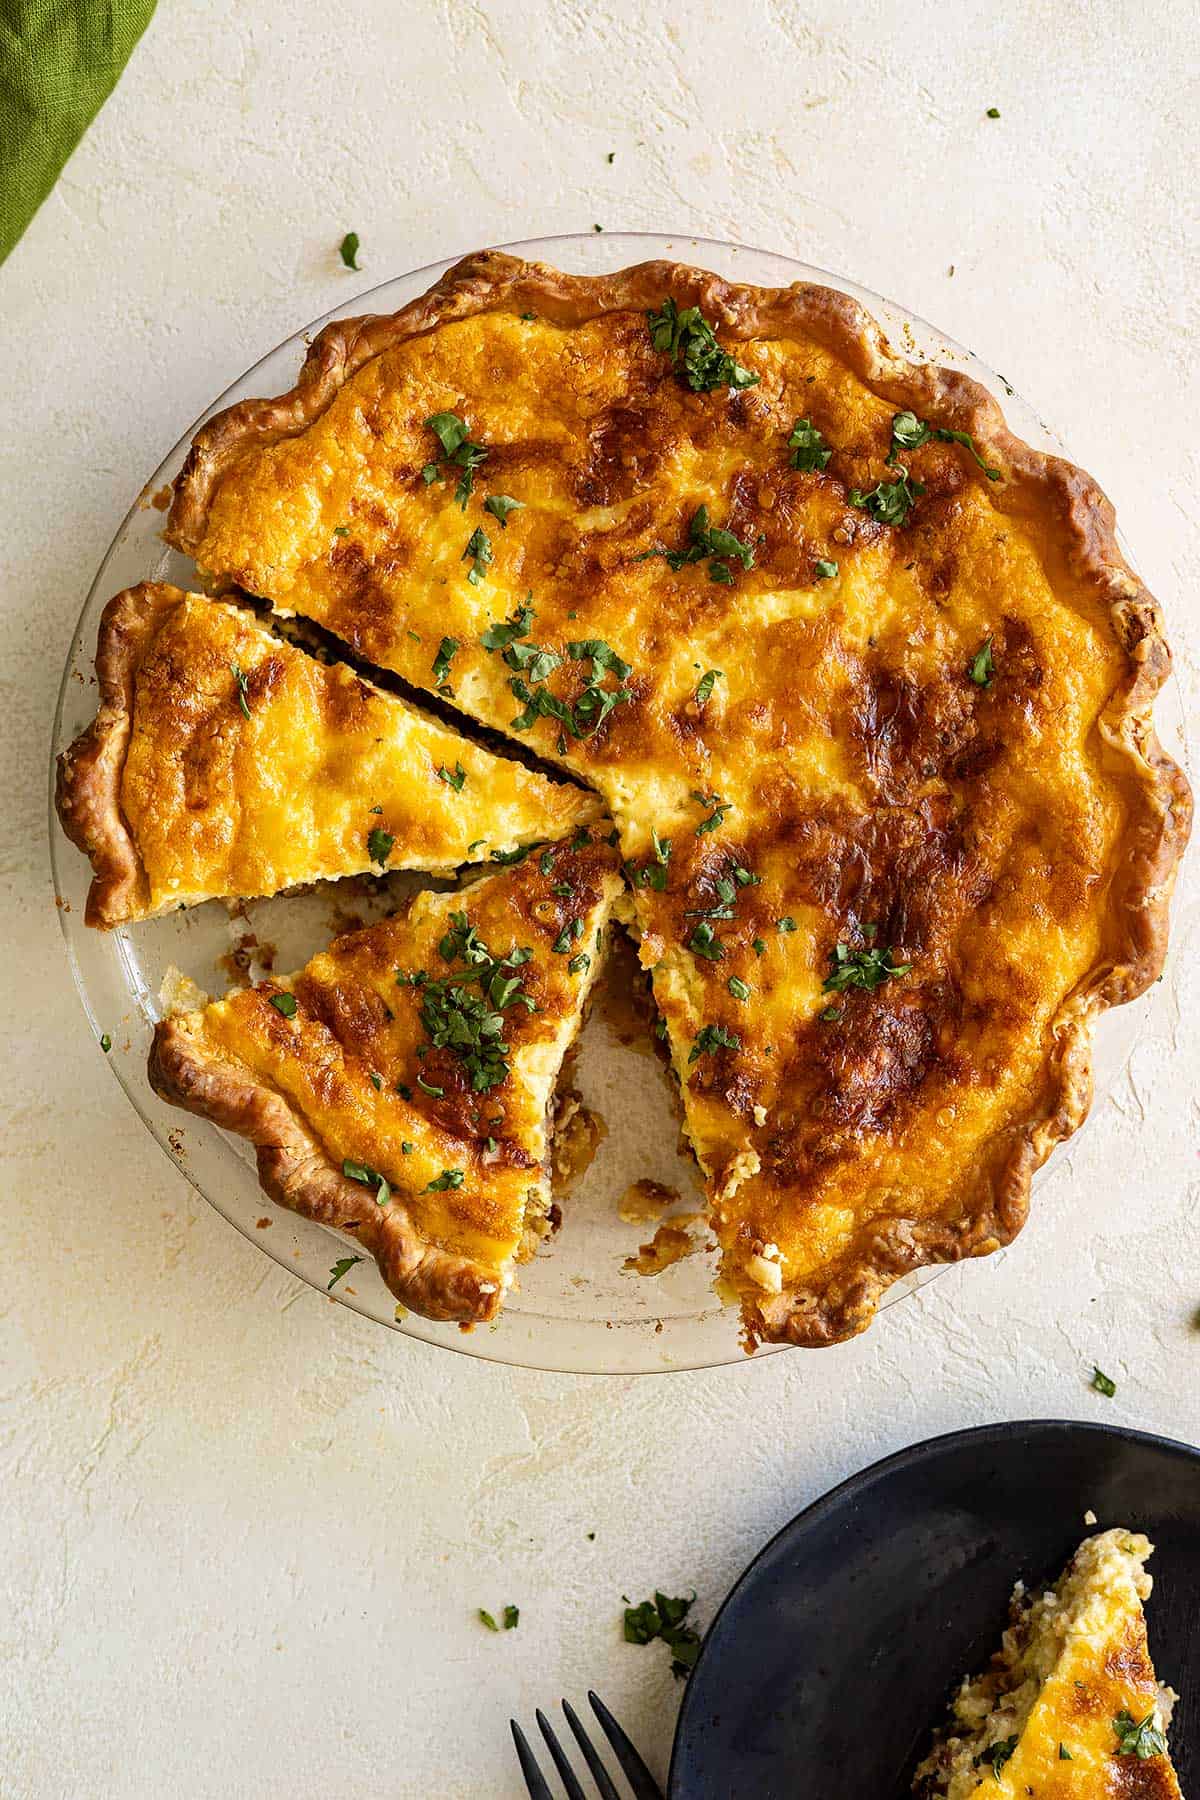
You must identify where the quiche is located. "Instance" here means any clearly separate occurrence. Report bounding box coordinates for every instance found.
[161,249,1190,1347]
[913,1528,1183,1798]
[56,581,598,926]
[149,826,623,1320]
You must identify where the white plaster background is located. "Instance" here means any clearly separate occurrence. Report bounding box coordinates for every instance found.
[2,1,1198,1794]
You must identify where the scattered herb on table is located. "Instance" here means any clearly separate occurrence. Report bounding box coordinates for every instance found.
[623,1591,702,1679]
[99,1032,113,1053]
[339,232,361,270]
[1091,1365,1117,1398]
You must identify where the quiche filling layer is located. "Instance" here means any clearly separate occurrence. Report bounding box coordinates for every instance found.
[914,1529,1181,1799]
[61,252,1189,1343]
[149,829,624,1322]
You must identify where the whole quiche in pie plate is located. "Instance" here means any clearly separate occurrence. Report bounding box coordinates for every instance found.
[50,235,1190,1369]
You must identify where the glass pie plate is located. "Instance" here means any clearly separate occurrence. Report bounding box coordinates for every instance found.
[48,232,1186,1374]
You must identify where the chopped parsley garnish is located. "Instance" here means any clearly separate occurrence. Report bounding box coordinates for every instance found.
[343,1159,390,1207]
[690,789,733,835]
[489,841,541,865]
[327,1255,363,1290]
[974,1736,1017,1779]
[483,494,523,528]
[436,761,467,791]
[415,1074,444,1097]
[1091,1365,1117,1397]
[411,911,536,1092]
[567,951,591,975]
[814,558,838,581]
[623,1590,702,1679]
[423,1168,464,1193]
[986,105,1001,118]
[1059,1745,1073,1760]
[788,417,832,471]
[99,1032,113,1053]
[849,464,925,526]
[368,1072,382,1089]
[752,937,766,956]
[268,992,298,1018]
[688,922,725,962]
[694,668,722,705]
[339,232,361,271]
[733,865,759,886]
[728,976,750,1000]
[480,599,535,651]
[889,409,1001,481]
[504,637,562,683]
[823,940,910,992]
[230,662,251,719]
[647,297,759,393]
[553,918,584,954]
[688,1023,741,1064]
[423,411,488,507]
[968,638,995,688]
[432,636,459,685]
[367,826,394,867]
[1113,1710,1166,1760]
[776,916,797,933]
[633,829,672,890]
[820,1005,842,1023]
[509,637,633,741]
[478,1609,499,1631]
[638,504,756,585]
[461,527,493,586]
[333,525,349,537]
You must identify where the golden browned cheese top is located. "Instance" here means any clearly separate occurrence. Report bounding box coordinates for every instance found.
[172,254,1188,1343]
[181,831,623,1277]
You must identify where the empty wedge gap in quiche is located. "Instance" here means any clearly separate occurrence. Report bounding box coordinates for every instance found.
[56,583,600,927]
[148,825,624,1322]
[160,249,1189,1348]
[913,1528,1183,1798]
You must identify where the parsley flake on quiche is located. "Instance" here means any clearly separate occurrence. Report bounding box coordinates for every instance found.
[56,584,599,926]
[149,828,624,1322]
[155,251,1190,1348]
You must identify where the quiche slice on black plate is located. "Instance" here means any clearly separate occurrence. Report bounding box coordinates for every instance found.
[914,1527,1183,1798]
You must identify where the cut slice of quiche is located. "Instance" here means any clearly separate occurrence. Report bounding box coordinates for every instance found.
[913,1529,1183,1799]
[149,826,623,1322]
[56,583,600,927]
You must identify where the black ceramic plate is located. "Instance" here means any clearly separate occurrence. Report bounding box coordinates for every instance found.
[669,1421,1200,1800]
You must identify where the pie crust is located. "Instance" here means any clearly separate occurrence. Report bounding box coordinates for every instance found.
[142,252,1192,1345]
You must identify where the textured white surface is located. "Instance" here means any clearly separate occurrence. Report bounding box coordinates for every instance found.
[2,1,1198,1794]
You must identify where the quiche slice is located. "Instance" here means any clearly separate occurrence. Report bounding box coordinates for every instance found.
[56,582,599,927]
[913,1529,1183,1798]
[164,250,1190,1347]
[149,826,624,1322]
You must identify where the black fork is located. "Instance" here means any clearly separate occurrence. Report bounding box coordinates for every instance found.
[510,1691,664,1799]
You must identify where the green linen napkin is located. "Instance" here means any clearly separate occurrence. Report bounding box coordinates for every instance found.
[0,0,156,264]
